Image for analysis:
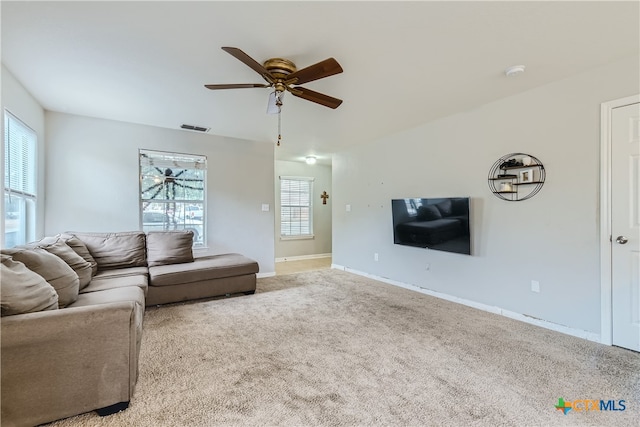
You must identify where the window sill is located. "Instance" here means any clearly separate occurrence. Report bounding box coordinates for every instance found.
[280,235,315,241]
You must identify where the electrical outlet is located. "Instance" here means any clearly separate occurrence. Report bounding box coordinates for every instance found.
[374,253,379,262]
[531,280,540,293]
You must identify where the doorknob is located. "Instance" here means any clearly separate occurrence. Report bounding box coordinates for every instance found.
[616,236,628,244]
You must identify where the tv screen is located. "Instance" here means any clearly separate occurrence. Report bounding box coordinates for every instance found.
[391,197,471,255]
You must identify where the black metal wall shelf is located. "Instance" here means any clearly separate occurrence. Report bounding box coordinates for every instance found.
[488,153,545,201]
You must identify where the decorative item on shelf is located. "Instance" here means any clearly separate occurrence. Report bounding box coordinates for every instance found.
[500,182,513,192]
[499,158,523,169]
[519,168,534,183]
[488,152,545,201]
[321,191,329,205]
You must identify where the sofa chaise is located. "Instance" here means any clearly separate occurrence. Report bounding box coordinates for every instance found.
[1,230,259,427]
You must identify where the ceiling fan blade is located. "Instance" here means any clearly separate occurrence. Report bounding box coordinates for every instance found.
[289,86,343,109]
[285,58,343,85]
[205,83,270,90]
[221,47,273,82]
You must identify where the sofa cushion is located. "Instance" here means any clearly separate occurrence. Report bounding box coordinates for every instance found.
[40,241,93,290]
[416,205,442,221]
[2,248,80,308]
[81,274,148,296]
[93,266,149,280]
[68,285,145,309]
[0,254,59,316]
[149,253,259,287]
[146,231,194,267]
[71,232,147,270]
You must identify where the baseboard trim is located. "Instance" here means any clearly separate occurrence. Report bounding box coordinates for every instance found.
[331,264,601,344]
[257,272,276,278]
[276,253,332,262]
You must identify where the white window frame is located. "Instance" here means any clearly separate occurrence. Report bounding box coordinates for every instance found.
[280,175,314,240]
[139,149,207,248]
[3,110,37,248]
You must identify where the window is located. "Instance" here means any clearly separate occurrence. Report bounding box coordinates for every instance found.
[4,111,37,248]
[139,149,206,247]
[280,176,314,239]
[404,198,423,216]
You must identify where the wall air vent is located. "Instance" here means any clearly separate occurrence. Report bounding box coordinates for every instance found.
[180,124,210,133]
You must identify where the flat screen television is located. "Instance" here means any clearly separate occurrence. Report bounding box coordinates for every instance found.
[391,197,471,255]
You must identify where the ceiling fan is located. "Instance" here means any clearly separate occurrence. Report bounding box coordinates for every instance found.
[205,47,343,112]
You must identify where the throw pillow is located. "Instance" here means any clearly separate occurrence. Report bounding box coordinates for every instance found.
[40,241,93,290]
[2,248,80,308]
[14,235,60,250]
[22,234,99,276]
[1,254,59,316]
[146,231,194,267]
[416,205,442,221]
[59,233,99,276]
[69,232,147,270]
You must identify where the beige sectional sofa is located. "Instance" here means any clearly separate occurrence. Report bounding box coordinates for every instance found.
[1,230,259,427]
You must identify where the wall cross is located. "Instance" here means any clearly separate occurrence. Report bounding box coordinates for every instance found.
[320,191,329,205]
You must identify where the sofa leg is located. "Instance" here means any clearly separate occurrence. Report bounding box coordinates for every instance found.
[95,401,129,416]
[244,290,256,295]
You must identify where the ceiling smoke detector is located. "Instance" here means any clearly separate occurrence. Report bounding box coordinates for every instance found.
[505,65,526,77]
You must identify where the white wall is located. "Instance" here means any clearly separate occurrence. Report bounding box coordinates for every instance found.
[332,56,639,335]
[1,65,46,243]
[45,112,276,274]
[275,160,332,259]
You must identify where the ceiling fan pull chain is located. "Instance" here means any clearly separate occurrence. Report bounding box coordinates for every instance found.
[277,111,282,147]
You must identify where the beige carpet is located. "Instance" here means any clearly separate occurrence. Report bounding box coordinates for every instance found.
[51,269,639,426]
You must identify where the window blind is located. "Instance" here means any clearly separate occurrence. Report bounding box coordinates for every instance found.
[4,112,36,197]
[280,176,314,237]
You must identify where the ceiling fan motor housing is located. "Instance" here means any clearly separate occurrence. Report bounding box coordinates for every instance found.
[263,58,297,79]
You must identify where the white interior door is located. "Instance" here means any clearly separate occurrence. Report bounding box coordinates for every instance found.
[611,101,640,351]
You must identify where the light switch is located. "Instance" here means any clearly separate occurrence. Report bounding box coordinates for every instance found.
[261,204,270,212]
[346,204,351,212]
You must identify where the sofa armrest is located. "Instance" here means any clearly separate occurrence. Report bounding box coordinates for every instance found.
[1,302,139,427]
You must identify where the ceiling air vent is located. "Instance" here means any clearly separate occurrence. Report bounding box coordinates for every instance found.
[180,124,210,133]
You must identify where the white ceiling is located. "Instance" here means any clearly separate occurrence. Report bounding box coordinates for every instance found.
[2,1,639,164]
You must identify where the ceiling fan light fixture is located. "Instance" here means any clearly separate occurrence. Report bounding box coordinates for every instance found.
[267,90,284,114]
[305,156,317,165]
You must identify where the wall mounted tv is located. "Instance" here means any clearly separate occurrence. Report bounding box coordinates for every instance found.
[391,197,471,255]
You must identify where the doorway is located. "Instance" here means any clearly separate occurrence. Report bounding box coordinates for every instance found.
[600,95,640,352]
[273,158,333,268]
